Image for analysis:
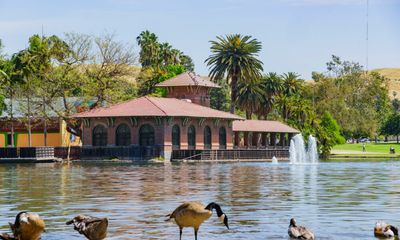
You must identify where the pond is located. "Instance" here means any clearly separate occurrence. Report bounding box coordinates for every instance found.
[0,160,399,239]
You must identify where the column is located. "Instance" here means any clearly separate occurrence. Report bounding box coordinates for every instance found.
[244,132,249,148]
[279,133,285,146]
[234,132,240,148]
[261,133,267,147]
[252,132,259,147]
[270,133,276,146]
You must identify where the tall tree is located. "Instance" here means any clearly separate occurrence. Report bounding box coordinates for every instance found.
[85,33,138,107]
[210,79,230,112]
[136,30,160,67]
[237,80,264,119]
[179,53,194,72]
[310,55,390,139]
[205,34,263,113]
[256,72,283,119]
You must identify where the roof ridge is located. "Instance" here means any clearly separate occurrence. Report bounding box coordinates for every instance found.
[188,71,199,85]
[145,96,168,116]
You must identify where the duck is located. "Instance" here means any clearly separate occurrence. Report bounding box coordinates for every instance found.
[374,221,398,238]
[288,218,315,240]
[66,215,108,240]
[0,211,45,240]
[166,201,229,240]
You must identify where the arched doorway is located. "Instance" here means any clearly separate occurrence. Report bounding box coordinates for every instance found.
[204,126,211,149]
[172,124,180,150]
[92,125,107,146]
[116,124,131,146]
[139,124,155,146]
[188,125,196,150]
[219,127,227,149]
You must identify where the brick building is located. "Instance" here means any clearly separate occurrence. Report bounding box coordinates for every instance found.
[73,72,299,160]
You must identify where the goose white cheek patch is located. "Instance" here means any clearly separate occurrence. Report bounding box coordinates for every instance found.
[219,214,225,223]
[20,216,29,223]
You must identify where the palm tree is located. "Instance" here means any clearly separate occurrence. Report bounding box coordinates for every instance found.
[136,30,160,67]
[159,42,173,65]
[237,80,264,119]
[282,72,302,96]
[205,34,263,113]
[179,53,194,71]
[256,72,283,119]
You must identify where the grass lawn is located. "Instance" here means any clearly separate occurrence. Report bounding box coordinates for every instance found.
[332,142,400,155]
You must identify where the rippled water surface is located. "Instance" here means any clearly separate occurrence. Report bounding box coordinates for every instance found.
[1,161,400,239]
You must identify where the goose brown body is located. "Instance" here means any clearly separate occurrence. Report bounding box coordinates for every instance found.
[288,218,315,240]
[170,202,212,229]
[0,212,45,240]
[167,201,229,240]
[375,222,398,238]
[66,215,108,240]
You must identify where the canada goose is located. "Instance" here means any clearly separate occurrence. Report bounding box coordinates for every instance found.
[166,201,229,240]
[0,211,45,240]
[66,215,108,240]
[288,218,315,240]
[374,221,398,238]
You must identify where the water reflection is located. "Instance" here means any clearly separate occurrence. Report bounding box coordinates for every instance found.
[0,161,399,239]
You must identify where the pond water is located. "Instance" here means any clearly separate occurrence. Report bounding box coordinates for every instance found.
[0,160,399,239]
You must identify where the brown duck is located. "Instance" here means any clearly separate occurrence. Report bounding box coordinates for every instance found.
[288,218,315,240]
[66,215,108,240]
[0,211,45,240]
[166,202,229,240]
[374,221,398,238]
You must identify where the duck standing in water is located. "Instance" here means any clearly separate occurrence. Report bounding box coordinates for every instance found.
[166,202,229,240]
[66,215,108,240]
[288,218,315,240]
[0,211,45,240]
[374,222,398,238]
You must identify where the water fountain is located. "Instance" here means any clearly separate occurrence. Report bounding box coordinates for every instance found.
[271,156,278,164]
[289,134,318,164]
[307,135,319,164]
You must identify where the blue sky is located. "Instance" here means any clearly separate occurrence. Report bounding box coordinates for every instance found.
[0,0,399,79]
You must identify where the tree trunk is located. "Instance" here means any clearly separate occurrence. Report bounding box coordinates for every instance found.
[10,90,14,147]
[27,80,32,147]
[397,135,399,144]
[246,111,252,120]
[230,75,238,114]
[43,97,47,146]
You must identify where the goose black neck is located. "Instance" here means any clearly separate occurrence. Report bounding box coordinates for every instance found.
[390,226,399,236]
[15,211,27,228]
[205,202,224,217]
[289,219,297,227]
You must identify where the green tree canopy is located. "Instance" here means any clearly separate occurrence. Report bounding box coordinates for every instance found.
[205,34,263,113]
[308,55,390,139]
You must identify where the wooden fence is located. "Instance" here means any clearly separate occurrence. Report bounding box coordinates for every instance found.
[172,148,289,161]
[0,147,54,159]
[54,146,163,160]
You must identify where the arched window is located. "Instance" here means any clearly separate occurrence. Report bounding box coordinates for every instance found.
[219,127,227,149]
[188,125,196,150]
[172,124,180,149]
[139,124,155,146]
[204,126,212,149]
[116,124,131,146]
[92,125,107,146]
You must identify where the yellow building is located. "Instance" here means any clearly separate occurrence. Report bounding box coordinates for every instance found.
[0,98,83,148]
[0,120,81,147]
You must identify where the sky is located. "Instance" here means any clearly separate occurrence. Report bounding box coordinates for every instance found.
[0,0,399,79]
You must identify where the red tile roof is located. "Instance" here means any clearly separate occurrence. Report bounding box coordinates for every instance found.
[72,96,243,120]
[232,120,300,133]
[156,72,220,88]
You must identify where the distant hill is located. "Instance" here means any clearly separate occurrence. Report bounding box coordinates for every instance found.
[372,68,400,99]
